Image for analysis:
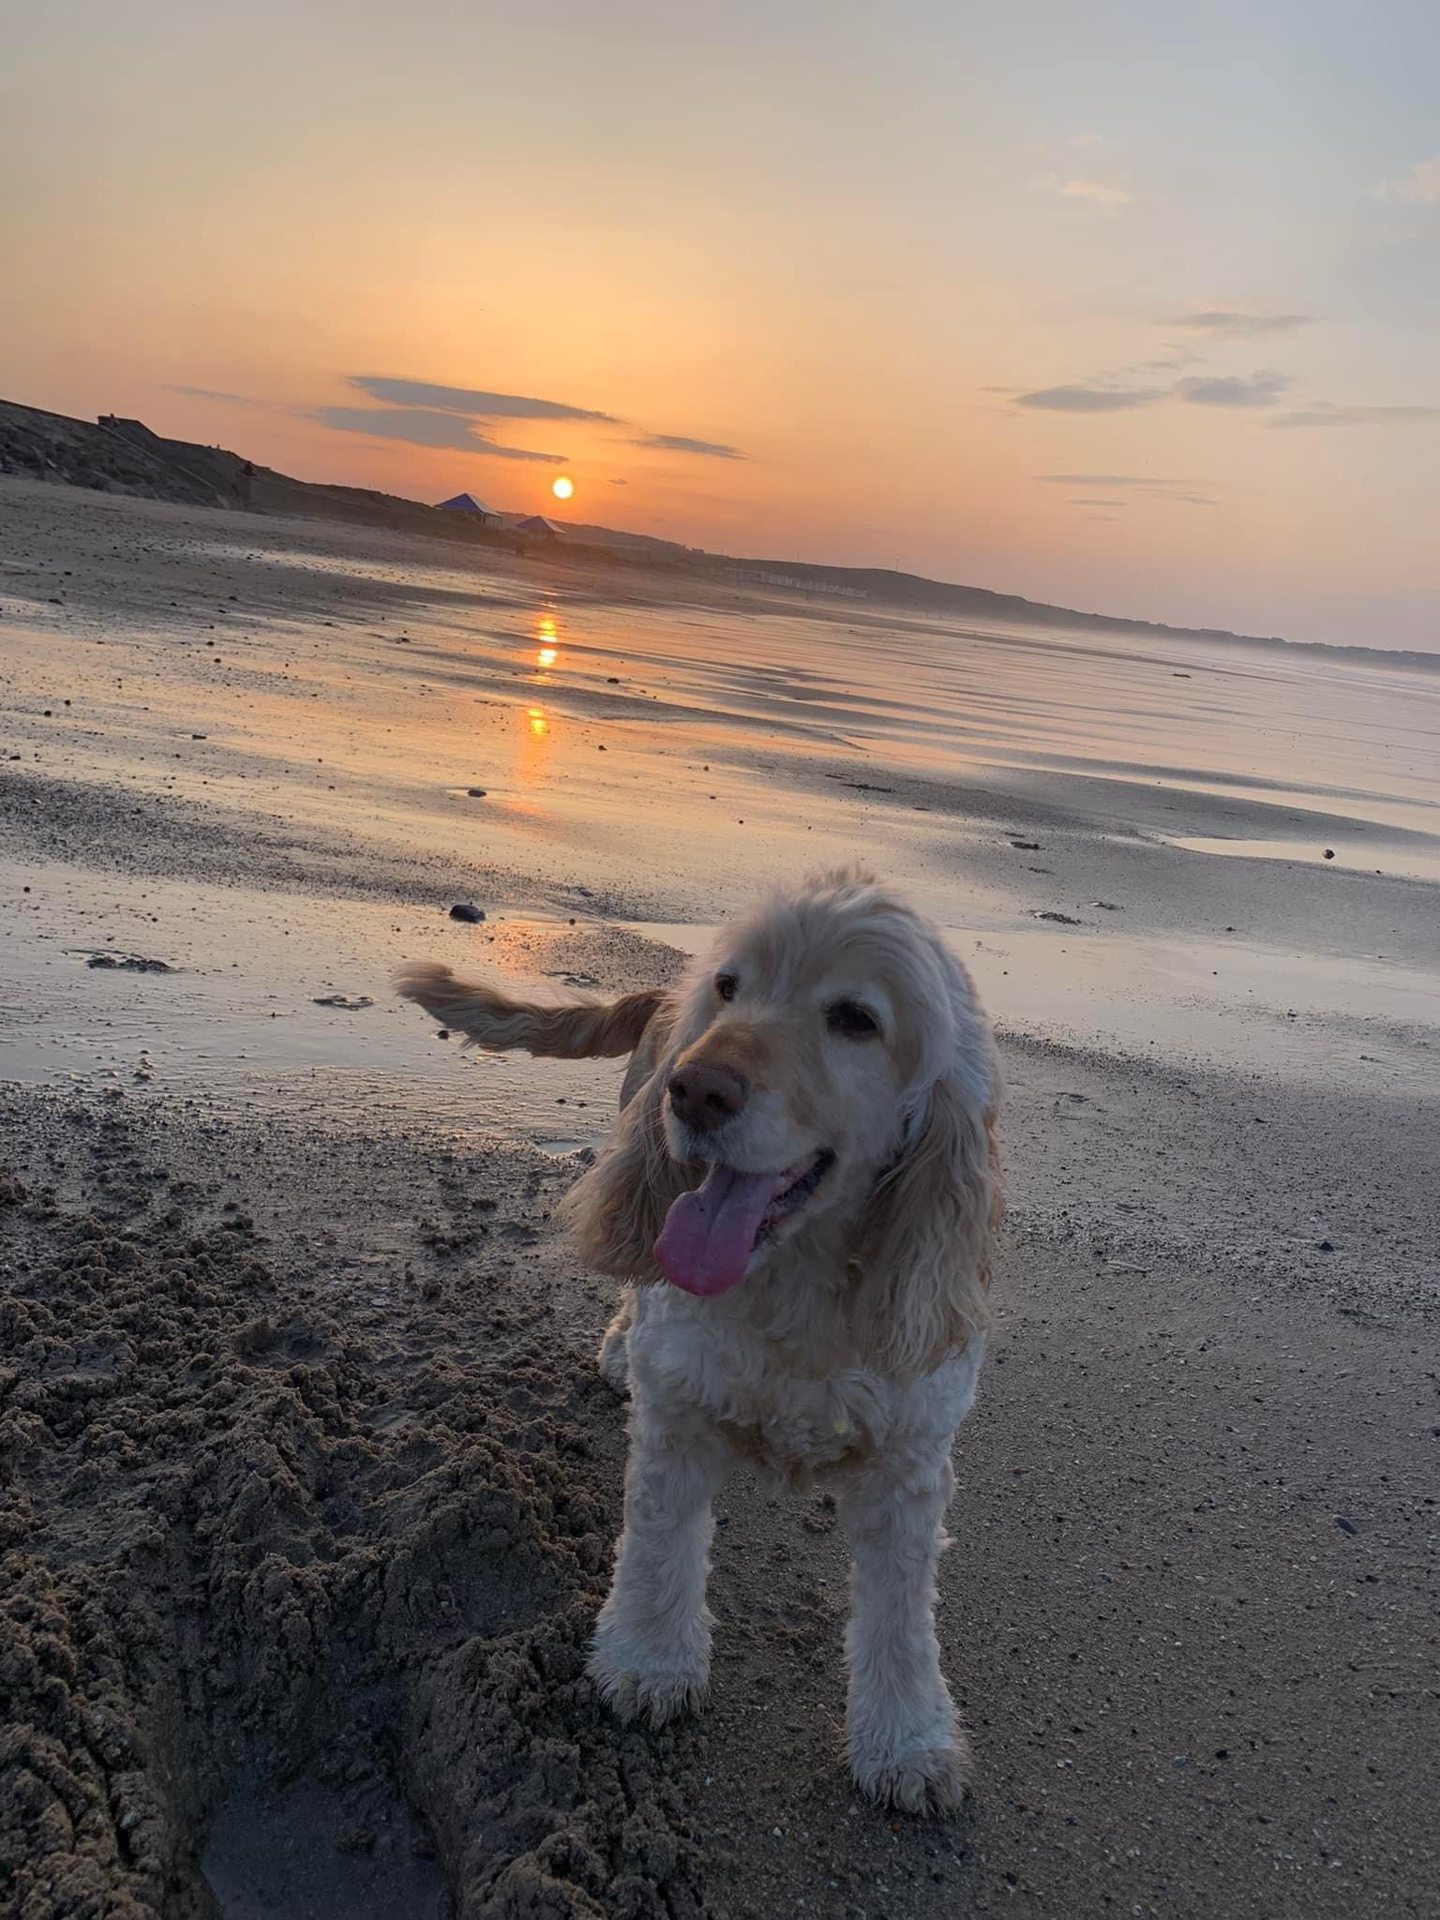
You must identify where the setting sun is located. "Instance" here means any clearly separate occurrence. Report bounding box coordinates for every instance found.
[551,476,575,502]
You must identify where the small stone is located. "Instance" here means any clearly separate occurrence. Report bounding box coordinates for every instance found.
[1334,1516,1358,1536]
[1323,848,1335,859]
[465,787,487,798]
[449,903,485,922]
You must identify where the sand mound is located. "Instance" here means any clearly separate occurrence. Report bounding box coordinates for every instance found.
[0,1130,704,1919]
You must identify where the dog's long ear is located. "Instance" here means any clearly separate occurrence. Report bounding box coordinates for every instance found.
[558,1010,691,1281]
[850,1070,1001,1380]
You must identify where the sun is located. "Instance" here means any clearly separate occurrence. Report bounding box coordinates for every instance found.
[551,475,575,502]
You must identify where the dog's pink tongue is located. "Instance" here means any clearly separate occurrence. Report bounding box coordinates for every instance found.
[655,1164,782,1296]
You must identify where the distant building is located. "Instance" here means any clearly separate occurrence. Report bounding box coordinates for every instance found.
[436,491,501,524]
[513,514,562,538]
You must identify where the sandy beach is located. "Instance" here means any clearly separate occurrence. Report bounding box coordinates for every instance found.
[2,478,1437,1919]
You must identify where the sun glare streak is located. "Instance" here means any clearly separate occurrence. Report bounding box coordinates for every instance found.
[534,613,560,673]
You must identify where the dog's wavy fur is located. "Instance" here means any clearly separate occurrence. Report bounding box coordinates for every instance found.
[397,870,1001,1812]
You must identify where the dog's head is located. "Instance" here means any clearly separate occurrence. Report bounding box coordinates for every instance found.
[563,870,1000,1374]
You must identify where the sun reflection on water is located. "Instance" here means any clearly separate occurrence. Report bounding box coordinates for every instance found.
[534,611,560,675]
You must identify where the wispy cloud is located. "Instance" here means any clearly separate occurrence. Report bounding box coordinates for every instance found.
[333,375,744,465]
[1018,364,1292,416]
[1015,384,1164,413]
[1037,173,1137,213]
[1175,369,1291,408]
[1036,472,1159,487]
[1038,474,1217,506]
[1068,131,1106,150]
[168,385,255,404]
[315,406,566,460]
[1170,310,1312,338]
[629,432,745,459]
[1039,473,1170,487]
[350,376,616,422]
[1267,402,1440,429]
[1375,155,1440,204]
[1140,347,1206,372]
[1069,497,1128,508]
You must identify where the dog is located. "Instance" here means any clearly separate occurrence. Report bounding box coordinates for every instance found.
[397,869,1001,1811]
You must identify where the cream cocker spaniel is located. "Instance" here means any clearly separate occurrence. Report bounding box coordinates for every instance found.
[398,870,1001,1812]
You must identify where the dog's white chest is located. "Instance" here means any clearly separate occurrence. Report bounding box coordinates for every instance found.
[629,1288,984,1481]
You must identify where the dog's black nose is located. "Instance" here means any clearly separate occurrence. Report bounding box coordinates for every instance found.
[668,1062,748,1133]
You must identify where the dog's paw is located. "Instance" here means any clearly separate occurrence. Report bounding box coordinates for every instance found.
[587,1643,706,1727]
[850,1733,972,1815]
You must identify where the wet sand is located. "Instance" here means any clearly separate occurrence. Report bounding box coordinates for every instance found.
[2,478,1438,1918]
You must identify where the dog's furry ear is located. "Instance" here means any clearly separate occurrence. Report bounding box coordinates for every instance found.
[558,1050,691,1281]
[850,1072,1001,1379]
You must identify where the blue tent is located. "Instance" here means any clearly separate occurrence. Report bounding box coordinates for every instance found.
[436,492,498,519]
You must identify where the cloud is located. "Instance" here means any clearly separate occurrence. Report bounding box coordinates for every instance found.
[1015,384,1164,412]
[1069,497,1128,508]
[1375,156,1440,205]
[329,375,741,466]
[1037,173,1136,212]
[1170,310,1312,338]
[1038,474,1215,506]
[1068,131,1106,149]
[1038,472,1171,487]
[629,432,745,459]
[349,376,617,423]
[314,406,566,460]
[1059,178,1136,209]
[1141,347,1206,372]
[1174,369,1291,408]
[1267,402,1440,429]
[168,385,255,404]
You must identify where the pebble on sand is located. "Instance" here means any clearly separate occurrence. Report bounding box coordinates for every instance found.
[449,903,486,923]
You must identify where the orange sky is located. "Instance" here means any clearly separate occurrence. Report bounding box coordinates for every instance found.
[3,2,1437,648]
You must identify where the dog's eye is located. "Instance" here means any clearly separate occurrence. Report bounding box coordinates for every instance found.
[826,1000,878,1039]
[715,973,738,1003]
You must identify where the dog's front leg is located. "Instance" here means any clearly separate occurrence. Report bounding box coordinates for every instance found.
[588,1393,732,1727]
[836,1435,969,1813]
